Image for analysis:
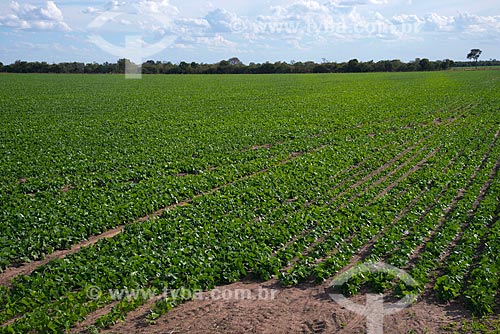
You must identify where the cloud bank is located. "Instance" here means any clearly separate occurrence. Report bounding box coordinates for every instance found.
[0,1,70,31]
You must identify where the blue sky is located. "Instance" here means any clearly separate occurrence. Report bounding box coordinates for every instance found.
[0,0,499,64]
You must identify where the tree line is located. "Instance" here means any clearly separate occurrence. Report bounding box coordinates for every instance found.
[1,57,499,74]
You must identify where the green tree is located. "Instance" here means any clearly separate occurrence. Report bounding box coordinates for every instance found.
[84,62,101,73]
[418,58,431,71]
[347,59,360,72]
[117,58,127,73]
[143,60,159,74]
[228,57,243,66]
[179,61,190,74]
[440,59,453,70]
[467,49,482,65]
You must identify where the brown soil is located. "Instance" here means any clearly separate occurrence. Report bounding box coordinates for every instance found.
[278,139,427,264]
[283,145,428,268]
[442,149,464,174]
[343,138,423,194]
[0,226,124,287]
[252,144,272,150]
[405,129,500,265]
[372,149,439,202]
[307,154,435,267]
[471,153,500,212]
[69,301,120,334]
[436,153,500,268]
[61,185,73,193]
[343,188,427,272]
[0,141,331,287]
[97,279,470,334]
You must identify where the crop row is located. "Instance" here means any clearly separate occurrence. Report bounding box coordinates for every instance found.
[1,115,482,333]
[330,125,500,312]
[0,73,480,271]
[277,134,464,286]
[1,72,499,333]
[0,123,436,332]
[0,106,440,270]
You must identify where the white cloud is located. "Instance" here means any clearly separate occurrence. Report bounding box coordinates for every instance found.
[4,0,498,62]
[243,0,398,44]
[41,1,64,21]
[282,1,330,14]
[176,34,237,49]
[84,0,179,34]
[325,0,387,13]
[14,41,79,53]
[199,34,237,48]
[391,14,423,25]
[204,8,246,33]
[242,1,500,48]
[137,0,178,15]
[404,12,500,36]
[75,0,500,56]
[0,14,31,29]
[174,18,210,35]
[254,1,333,40]
[103,1,127,12]
[453,13,500,33]
[0,1,70,31]
[82,7,100,15]
[422,13,454,32]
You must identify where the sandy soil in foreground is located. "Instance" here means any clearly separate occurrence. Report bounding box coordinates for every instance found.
[99,278,472,334]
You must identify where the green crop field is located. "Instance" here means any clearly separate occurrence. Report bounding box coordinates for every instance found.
[1,71,500,333]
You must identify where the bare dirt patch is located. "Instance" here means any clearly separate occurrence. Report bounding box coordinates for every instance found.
[99,279,471,334]
[69,301,120,334]
[372,148,439,202]
[0,142,332,287]
[0,226,124,287]
[433,118,443,125]
[61,185,73,193]
[252,144,272,150]
[404,129,500,265]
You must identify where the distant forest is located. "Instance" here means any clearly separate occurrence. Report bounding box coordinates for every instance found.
[1,57,499,74]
